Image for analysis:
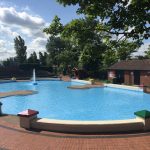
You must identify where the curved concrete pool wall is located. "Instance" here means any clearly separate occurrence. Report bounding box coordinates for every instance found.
[17,109,150,133]
[30,118,144,133]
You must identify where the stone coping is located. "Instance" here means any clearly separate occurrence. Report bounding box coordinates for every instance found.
[35,77,61,81]
[0,78,61,83]
[105,84,143,92]
[71,79,91,84]
[34,118,143,125]
[0,90,38,98]
[16,78,61,82]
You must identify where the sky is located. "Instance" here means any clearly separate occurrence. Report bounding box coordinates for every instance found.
[0,0,82,60]
[0,0,149,60]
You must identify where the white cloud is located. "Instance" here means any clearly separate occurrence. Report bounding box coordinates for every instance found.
[0,7,47,38]
[27,37,47,57]
[0,51,16,60]
[0,7,45,28]
[0,39,6,47]
[0,39,16,60]
[133,42,150,56]
[0,6,48,60]
[0,24,19,37]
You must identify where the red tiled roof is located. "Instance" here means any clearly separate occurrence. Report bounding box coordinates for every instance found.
[109,59,150,70]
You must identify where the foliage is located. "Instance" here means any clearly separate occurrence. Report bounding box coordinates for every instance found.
[19,63,52,71]
[144,45,150,58]
[102,40,139,69]
[2,57,17,67]
[62,17,108,76]
[19,63,40,70]
[57,0,150,40]
[79,42,106,77]
[28,52,39,64]
[14,36,27,64]
[43,15,139,77]
[43,15,63,36]
[46,36,66,66]
[39,52,48,66]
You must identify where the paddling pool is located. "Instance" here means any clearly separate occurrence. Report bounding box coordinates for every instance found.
[0,81,150,120]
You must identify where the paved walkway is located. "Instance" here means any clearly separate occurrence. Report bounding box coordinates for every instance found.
[0,115,150,150]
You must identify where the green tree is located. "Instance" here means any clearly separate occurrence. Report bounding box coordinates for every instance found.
[39,52,48,66]
[102,49,118,70]
[2,57,17,67]
[62,17,108,76]
[43,16,67,73]
[46,36,66,66]
[144,45,150,58]
[102,40,139,69]
[79,42,106,77]
[116,41,139,60]
[62,17,103,48]
[14,36,27,64]
[57,0,149,40]
[28,52,39,64]
[43,15,63,36]
[57,43,79,74]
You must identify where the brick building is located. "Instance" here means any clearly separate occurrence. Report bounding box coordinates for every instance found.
[108,59,150,86]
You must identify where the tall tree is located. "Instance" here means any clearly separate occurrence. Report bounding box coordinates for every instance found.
[39,52,48,66]
[62,17,107,76]
[57,0,150,40]
[46,36,66,66]
[28,52,39,64]
[43,15,63,36]
[2,57,17,67]
[79,42,106,77]
[43,16,67,72]
[14,36,27,64]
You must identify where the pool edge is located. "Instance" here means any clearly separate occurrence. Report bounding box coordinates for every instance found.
[30,117,145,133]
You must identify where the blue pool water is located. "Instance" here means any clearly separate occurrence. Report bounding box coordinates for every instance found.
[0,81,150,121]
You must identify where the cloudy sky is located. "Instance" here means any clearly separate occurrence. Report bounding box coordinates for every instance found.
[0,0,81,60]
[0,0,149,60]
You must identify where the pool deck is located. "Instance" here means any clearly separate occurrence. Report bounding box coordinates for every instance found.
[0,115,150,150]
